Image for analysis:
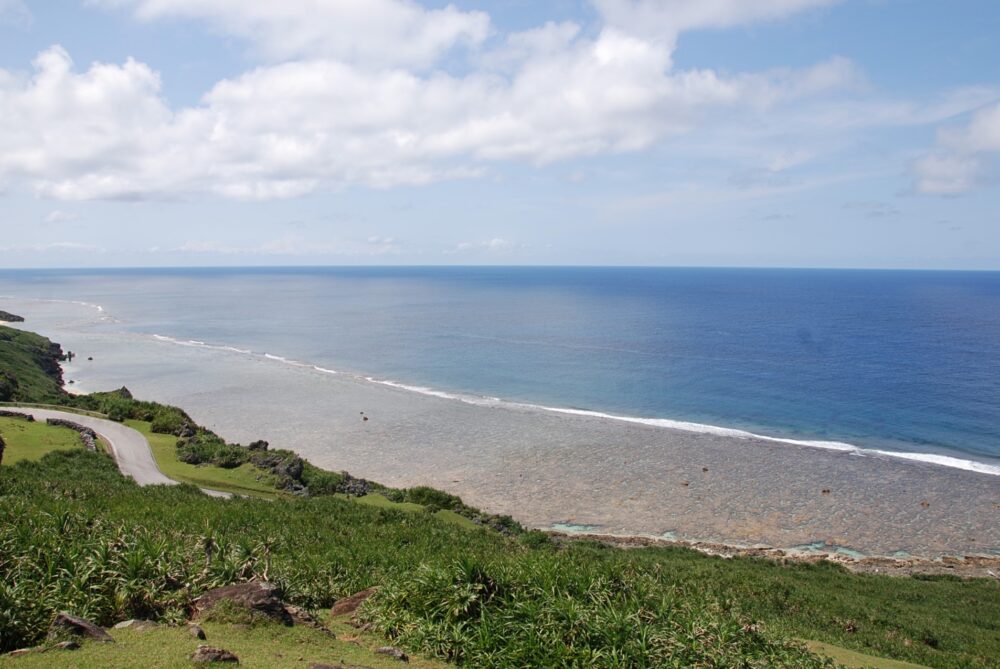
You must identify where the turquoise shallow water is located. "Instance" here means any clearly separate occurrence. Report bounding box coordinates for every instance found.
[2,266,999,468]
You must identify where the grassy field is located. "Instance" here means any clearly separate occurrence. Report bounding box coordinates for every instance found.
[0,416,82,465]
[804,640,931,669]
[3,451,999,667]
[126,419,285,499]
[0,618,452,669]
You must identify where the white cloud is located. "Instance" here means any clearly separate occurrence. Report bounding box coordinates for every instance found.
[2,36,854,200]
[0,2,971,203]
[592,0,840,45]
[913,100,1000,194]
[44,209,80,223]
[0,0,31,27]
[176,234,402,256]
[913,154,982,196]
[93,0,490,68]
[453,238,517,253]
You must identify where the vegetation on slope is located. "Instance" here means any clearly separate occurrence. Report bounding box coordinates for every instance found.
[0,416,82,465]
[2,452,999,666]
[3,325,1000,667]
[0,325,68,403]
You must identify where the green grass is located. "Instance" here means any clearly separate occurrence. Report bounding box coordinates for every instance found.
[342,493,483,530]
[3,451,999,667]
[0,619,452,669]
[805,640,931,669]
[0,417,82,465]
[126,419,284,499]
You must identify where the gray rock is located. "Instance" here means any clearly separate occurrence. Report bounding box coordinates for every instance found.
[374,646,409,662]
[189,623,207,640]
[47,612,114,643]
[53,641,81,651]
[329,588,376,618]
[113,619,158,631]
[191,645,240,663]
[193,581,291,625]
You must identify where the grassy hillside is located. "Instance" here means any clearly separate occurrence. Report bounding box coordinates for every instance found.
[3,451,1000,667]
[3,326,1000,667]
[0,325,67,403]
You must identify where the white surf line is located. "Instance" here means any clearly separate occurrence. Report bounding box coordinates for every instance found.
[143,329,1000,478]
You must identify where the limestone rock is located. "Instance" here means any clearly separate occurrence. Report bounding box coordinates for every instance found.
[193,581,292,625]
[330,588,376,618]
[374,646,409,662]
[47,613,114,643]
[113,619,158,631]
[191,645,240,663]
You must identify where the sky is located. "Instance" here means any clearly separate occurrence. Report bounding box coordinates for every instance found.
[0,0,998,269]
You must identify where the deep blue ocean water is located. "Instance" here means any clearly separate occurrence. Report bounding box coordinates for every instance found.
[2,266,999,464]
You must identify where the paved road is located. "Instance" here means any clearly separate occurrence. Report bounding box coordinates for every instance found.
[17,408,230,498]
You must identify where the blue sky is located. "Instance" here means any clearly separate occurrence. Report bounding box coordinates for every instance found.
[0,0,998,269]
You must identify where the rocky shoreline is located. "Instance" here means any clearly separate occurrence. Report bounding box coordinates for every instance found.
[553,531,1000,579]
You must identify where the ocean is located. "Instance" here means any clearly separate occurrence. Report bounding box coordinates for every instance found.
[2,266,999,469]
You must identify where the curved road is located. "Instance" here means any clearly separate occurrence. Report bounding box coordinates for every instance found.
[18,408,230,498]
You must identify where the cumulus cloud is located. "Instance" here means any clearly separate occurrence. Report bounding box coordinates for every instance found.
[93,0,490,68]
[914,100,1000,194]
[0,0,31,27]
[44,209,80,223]
[592,0,840,46]
[453,238,518,253]
[0,0,949,202]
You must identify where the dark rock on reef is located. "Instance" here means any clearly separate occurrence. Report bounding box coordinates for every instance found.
[112,386,133,400]
[329,588,377,618]
[374,646,409,662]
[247,439,269,451]
[47,613,114,643]
[191,645,240,663]
[338,473,375,497]
[193,581,292,625]
[0,310,24,322]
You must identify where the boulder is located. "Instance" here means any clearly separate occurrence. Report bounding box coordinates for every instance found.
[113,619,158,631]
[329,588,377,618]
[189,623,207,640]
[53,641,81,651]
[191,645,240,663]
[374,646,409,662]
[193,581,292,625]
[47,613,114,643]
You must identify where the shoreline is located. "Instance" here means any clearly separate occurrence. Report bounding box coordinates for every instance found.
[7,296,1000,559]
[548,530,1000,578]
[98,323,1000,478]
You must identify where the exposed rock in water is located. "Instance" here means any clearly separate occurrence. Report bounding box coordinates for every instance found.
[329,588,377,618]
[0,310,24,323]
[47,613,114,643]
[191,645,240,663]
[193,581,292,626]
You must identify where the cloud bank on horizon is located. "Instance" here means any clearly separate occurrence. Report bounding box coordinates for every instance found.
[0,0,998,268]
